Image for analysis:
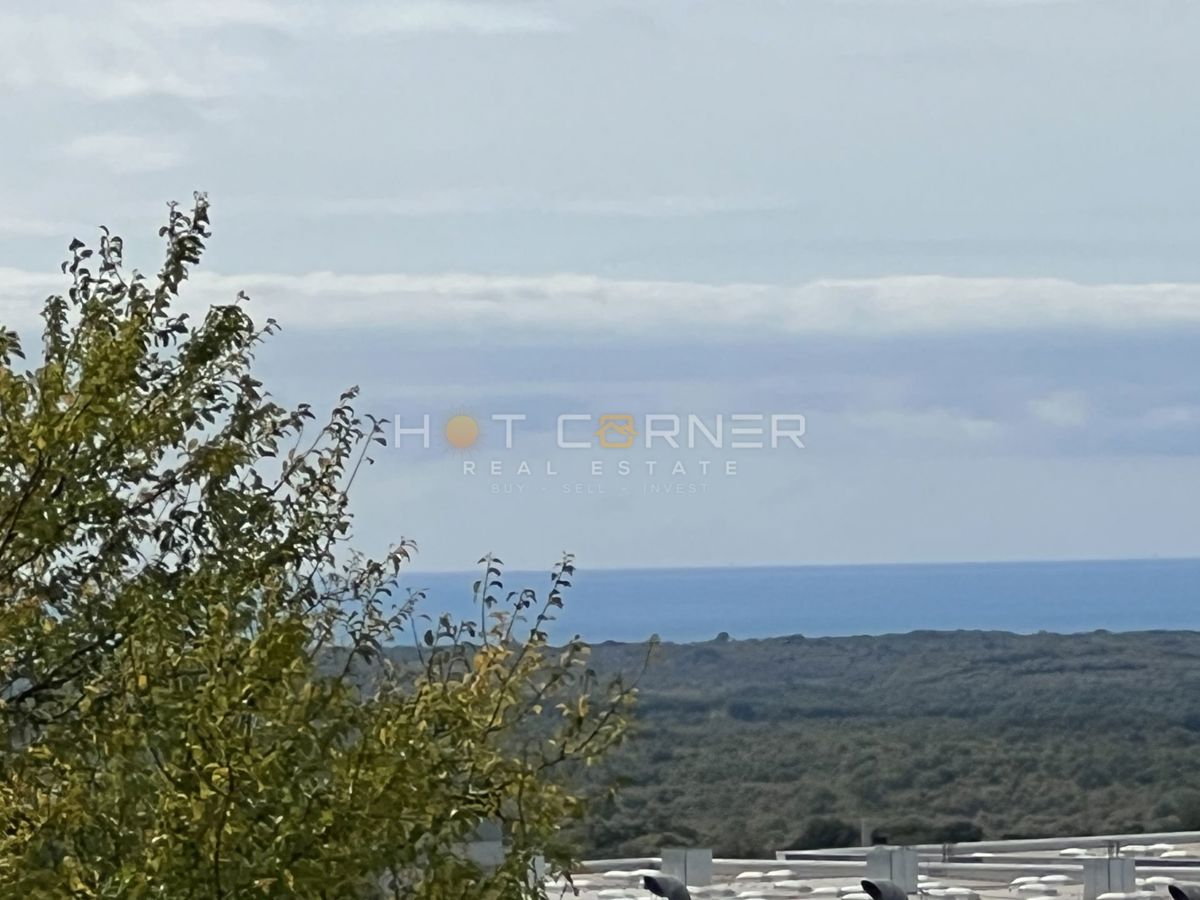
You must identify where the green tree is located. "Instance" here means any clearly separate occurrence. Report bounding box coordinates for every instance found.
[0,194,644,897]
[787,817,859,851]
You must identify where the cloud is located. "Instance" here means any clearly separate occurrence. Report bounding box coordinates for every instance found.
[144,272,1200,337]
[1028,391,1089,428]
[844,408,1005,444]
[3,270,1200,341]
[0,1,562,105]
[117,0,295,31]
[1141,405,1199,429]
[0,269,60,338]
[0,7,269,101]
[340,2,567,36]
[59,133,185,174]
[315,190,532,218]
[0,216,80,238]
[313,191,790,219]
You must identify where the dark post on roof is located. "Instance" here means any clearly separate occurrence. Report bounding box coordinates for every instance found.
[863,879,909,900]
[1168,884,1200,900]
[644,873,693,900]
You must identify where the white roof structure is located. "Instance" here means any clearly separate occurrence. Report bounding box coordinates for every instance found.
[555,832,1200,900]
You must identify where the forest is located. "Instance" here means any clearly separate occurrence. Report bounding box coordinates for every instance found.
[508,629,1200,858]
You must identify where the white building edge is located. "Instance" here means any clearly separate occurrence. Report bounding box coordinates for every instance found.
[551,831,1200,900]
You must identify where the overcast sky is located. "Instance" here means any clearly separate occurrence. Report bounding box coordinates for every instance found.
[2,0,1199,571]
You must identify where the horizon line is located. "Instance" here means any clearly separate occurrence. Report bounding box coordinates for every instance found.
[399,553,1200,577]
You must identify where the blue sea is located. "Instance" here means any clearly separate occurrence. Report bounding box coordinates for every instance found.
[396,558,1200,643]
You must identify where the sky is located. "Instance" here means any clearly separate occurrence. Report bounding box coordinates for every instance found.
[1,0,1198,572]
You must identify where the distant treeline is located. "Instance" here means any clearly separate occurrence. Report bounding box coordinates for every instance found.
[536,630,1200,857]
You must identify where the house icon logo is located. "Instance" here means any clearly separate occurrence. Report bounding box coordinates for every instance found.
[594,414,637,449]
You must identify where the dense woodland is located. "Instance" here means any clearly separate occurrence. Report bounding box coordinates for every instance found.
[390,629,1200,858]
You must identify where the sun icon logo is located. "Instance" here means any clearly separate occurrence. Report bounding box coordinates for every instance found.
[443,414,480,451]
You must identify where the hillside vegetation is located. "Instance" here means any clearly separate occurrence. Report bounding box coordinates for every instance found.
[557,630,1200,857]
